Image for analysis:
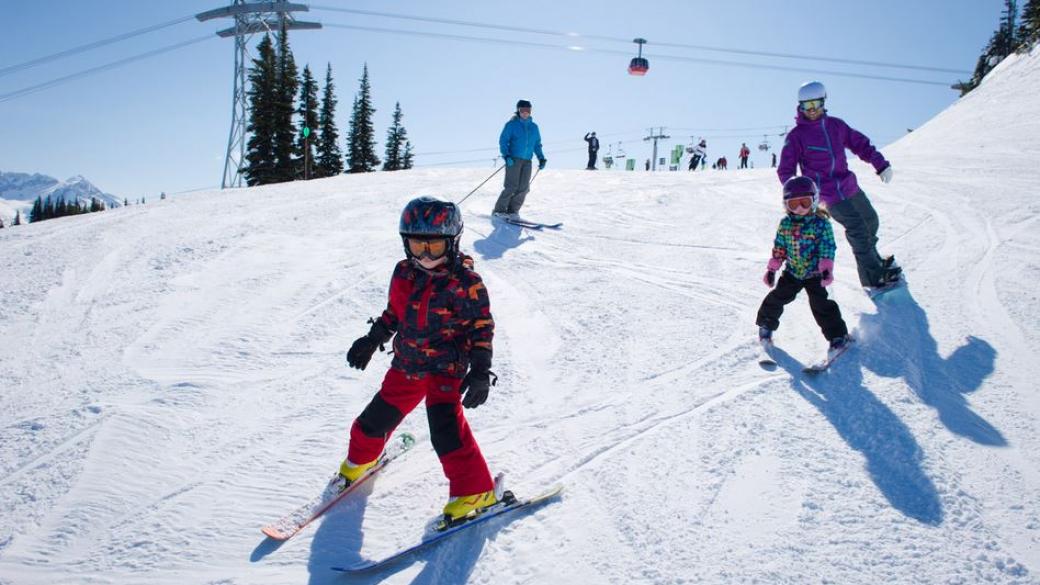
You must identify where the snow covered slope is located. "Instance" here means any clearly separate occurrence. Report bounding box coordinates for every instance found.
[1,49,1039,584]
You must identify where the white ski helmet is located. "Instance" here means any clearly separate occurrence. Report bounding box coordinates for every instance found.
[798,81,827,103]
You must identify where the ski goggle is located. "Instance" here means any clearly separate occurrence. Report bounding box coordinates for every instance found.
[799,99,825,112]
[406,237,449,259]
[785,196,815,211]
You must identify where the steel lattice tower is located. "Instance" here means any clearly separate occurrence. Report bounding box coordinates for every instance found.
[197,1,321,189]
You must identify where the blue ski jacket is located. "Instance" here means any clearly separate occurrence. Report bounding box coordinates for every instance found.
[499,116,545,161]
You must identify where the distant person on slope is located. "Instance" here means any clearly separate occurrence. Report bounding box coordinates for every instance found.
[343,196,500,527]
[739,143,751,168]
[689,139,706,171]
[494,100,546,219]
[757,176,851,351]
[778,81,900,290]
[584,131,600,170]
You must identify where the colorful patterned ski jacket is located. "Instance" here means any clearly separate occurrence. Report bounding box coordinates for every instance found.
[768,214,837,280]
[376,254,494,378]
[777,110,890,206]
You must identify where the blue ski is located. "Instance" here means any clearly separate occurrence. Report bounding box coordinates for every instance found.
[331,484,563,573]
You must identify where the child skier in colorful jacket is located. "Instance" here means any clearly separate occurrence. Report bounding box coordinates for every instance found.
[343,196,498,525]
[757,176,850,350]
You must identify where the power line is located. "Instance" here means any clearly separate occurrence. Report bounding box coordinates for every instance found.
[0,14,197,78]
[311,5,969,75]
[322,22,955,87]
[0,35,215,104]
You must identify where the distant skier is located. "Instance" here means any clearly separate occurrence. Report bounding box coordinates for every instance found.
[494,100,546,219]
[778,81,900,290]
[343,196,499,525]
[584,131,600,170]
[739,143,751,169]
[771,152,777,168]
[689,138,706,171]
[757,176,851,351]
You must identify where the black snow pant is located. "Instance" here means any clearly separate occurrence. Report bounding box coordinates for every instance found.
[756,272,848,341]
[587,151,598,169]
[740,156,749,169]
[689,155,702,170]
[827,190,885,287]
[494,158,533,214]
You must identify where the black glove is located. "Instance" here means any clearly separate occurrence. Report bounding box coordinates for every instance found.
[538,158,547,170]
[460,349,496,409]
[346,319,392,370]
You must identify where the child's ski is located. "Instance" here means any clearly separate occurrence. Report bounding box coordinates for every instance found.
[261,432,416,541]
[758,338,778,369]
[331,483,564,573]
[865,274,906,299]
[802,339,853,374]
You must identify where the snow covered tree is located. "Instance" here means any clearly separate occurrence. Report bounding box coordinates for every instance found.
[271,22,299,183]
[243,35,278,186]
[961,2,1020,96]
[1018,0,1040,49]
[383,102,409,171]
[345,64,380,173]
[402,140,415,170]
[315,63,344,177]
[295,64,319,180]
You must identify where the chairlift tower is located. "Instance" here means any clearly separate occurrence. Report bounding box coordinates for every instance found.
[643,127,670,171]
[197,1,321,189]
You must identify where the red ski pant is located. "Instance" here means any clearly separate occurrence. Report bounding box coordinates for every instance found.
[347,368,493,497]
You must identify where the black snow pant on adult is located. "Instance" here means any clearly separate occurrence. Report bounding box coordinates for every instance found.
[587,151,598,169]
[740,156,749,168]
[827,190,885,287]
[756,272,848,341]
[493,158,533,214]
[689,155,702,170]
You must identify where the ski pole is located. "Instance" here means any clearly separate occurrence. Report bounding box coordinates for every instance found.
[528,166,541,188]
[456,165,505,206]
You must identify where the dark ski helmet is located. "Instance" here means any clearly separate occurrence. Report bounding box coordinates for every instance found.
[398,196,463,261]
[516,99,532,110]
[782,176,820,214]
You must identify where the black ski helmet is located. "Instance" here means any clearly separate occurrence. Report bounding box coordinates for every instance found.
[782,176,820,213]
[516,99,532,110]
[398,196,463,260]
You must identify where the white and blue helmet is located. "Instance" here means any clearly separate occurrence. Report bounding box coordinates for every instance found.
[798,81,827,103]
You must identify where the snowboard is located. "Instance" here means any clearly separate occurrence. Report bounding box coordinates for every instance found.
[261,432,416,541]
[331,483,564,573]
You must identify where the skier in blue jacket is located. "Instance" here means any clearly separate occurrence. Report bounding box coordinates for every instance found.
[493,99,546,218]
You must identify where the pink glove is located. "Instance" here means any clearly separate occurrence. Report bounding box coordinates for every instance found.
[763,257,782,287]
[819,258,835,287]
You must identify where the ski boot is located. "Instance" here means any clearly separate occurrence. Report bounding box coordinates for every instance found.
[758,327,773,342]
[337,458,379,491]
[436,475,511,531]
[828,335,850,351]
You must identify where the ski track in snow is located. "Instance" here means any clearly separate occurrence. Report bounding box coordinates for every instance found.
[2,48,1040,585]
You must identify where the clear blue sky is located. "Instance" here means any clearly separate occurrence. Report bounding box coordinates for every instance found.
[1,1,999,199]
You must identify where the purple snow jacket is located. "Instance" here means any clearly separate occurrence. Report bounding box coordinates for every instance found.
[777,110,890,207]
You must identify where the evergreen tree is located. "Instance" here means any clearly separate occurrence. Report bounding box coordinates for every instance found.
[345,64,380,173]
[244,35,278,185]
[30,197,42,223]
[383,102,408,171]
[295,64,320,179]
[960,1,1022,95]
[1019,0,1040,49]
[402,140,415,170]
[271,22,299,183]
[316,63,344,177]
[14,210,22,225]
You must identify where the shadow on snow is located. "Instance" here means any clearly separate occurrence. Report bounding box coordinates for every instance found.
[858,285,1001,446]
[469,218,534,261]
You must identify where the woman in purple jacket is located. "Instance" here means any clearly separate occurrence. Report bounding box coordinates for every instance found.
[777,81,901,290]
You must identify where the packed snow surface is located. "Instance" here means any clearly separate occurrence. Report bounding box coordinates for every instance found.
[1,49,1039,585]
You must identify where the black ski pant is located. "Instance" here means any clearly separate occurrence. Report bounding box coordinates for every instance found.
[740,156,749,169]
[494,158,533,214]
[756,272,848,341]
[587,151,598,169]
[827,190,885,287]
[689,155,702,170]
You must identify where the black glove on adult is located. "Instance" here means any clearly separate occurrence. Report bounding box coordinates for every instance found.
[460,348,496,409]
[346,319,393,371]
